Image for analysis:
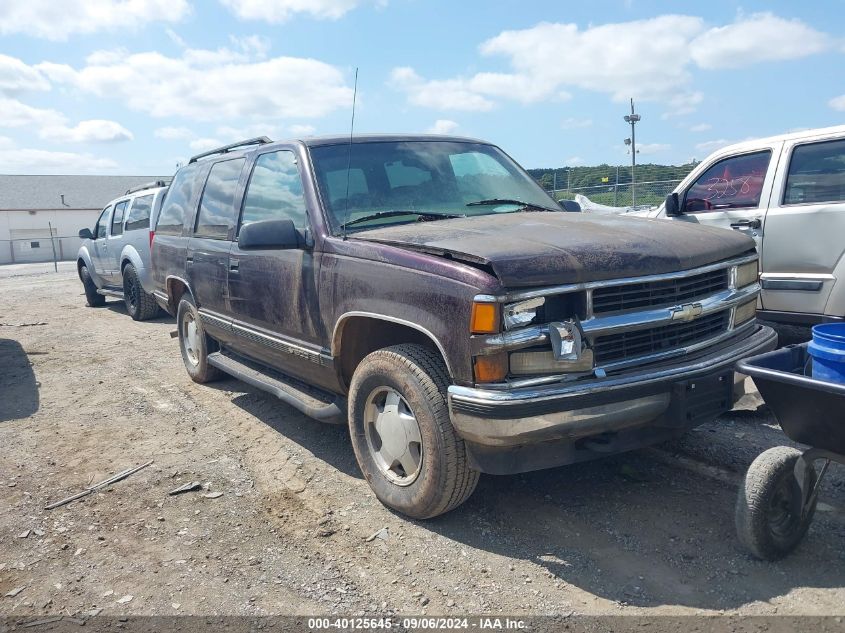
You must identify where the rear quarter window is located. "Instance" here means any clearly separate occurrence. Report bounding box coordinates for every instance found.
[156,165,203,235]
[125,194,154,231]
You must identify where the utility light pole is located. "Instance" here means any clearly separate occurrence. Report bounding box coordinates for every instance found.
[623,98,640,206]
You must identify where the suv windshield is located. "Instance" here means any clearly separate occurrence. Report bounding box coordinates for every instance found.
[309,140,560,233]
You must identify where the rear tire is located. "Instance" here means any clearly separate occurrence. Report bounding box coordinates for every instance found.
[348,344,479,519]
[80,264,105,307]
[123,264,159,321]
[736,446,817,560]
[177,296,222,384]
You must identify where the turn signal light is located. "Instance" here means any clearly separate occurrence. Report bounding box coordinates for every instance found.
[470,302,499,334]
[473,353,508,383]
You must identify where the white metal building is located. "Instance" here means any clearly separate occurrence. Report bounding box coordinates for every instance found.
[0,175,169,264]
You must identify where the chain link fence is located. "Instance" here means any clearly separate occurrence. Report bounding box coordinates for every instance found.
[546,179,682,209]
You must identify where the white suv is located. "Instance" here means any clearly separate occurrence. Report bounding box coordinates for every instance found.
[650,125,845,326]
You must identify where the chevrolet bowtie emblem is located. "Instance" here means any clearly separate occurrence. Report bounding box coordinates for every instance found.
[671,302,704,322]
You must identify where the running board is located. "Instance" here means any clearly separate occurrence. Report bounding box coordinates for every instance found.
[207,350,347,425]
[97,288,124,298]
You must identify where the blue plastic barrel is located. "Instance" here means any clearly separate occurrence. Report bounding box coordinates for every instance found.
[808,323,845,384]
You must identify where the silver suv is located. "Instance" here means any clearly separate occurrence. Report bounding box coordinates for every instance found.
[77,181,168,320]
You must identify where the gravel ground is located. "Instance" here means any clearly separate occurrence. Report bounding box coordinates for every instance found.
[1,265,844,620]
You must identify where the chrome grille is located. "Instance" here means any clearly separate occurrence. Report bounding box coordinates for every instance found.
[592,311,729,365]
[591,268,729,315]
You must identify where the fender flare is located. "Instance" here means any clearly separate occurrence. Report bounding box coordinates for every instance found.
[76,245,102,285]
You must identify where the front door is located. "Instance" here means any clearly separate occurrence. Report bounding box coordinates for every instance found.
[226,148,326,382]
[761,136,845,318]
[674,146,781,256]
[90,205,112,278]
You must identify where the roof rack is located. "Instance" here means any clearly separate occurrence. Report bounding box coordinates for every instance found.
[188,136,272,164]
[125,180,168,195]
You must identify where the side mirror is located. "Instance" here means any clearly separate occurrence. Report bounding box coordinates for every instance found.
[665,192,682,216]
[558,199,582,213]
[79,228,94,240]
[238,218,300,250]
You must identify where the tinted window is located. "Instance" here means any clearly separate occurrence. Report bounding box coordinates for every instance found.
[111,201,128,236]
[157,164,202,235]
[684,151,771,212]
[95,206,111,239]
[195,158,245,239]
[241,151,307,229]
[125,194,153,231]
[784,139,845,205]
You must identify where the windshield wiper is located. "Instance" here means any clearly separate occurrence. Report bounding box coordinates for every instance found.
[339,210,464,230]
[466,198,560,213]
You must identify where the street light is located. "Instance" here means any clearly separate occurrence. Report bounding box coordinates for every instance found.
[623,98,640,205]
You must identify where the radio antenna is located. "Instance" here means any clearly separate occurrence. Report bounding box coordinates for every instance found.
[342,67,358,241]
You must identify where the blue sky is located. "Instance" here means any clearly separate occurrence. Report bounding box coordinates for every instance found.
[1,0,843,175]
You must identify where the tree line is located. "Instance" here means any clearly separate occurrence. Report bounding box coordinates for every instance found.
[528,162,699,191]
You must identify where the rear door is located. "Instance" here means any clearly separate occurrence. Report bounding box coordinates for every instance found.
[674,146,781,253]
[226,148,326,381]
[761,136,845,317]
[151,163,206,297]
[186,157,246,344]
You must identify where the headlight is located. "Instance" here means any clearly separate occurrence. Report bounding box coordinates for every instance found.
[503,297,544,330]
[733,299,757,326]
[734,261,758,289]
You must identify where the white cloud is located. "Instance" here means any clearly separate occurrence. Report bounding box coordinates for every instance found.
[189,138,223,152]
[689,123,712,132]
[561,117,592,130]
[690,13,831,69]
[39,46,354,122]
[390,67,495,112]
[154,126,195,141]
[564,156,585,166]
[0,0,191,41]
[390,13,833,117]
[637,142,671,154]
[42,119,133,143]
[220,0,365,22]
[0,54,50,94]
[695,139,736,154]
[0,146,118,173]
[289,124,316,136]
[426,119,459,135]
[829,95,845,112]
[0,98,64,128]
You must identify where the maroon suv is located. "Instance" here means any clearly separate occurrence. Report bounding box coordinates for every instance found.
[151,134,776,518]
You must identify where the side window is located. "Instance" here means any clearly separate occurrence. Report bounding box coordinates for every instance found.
[241,151,307,229]
[156,164,202,235]
[111,201,128,236]
[95,206,111,239]
[684,151,771,212]
[195,158,245,239]
[125,194,154,231]
[783,139,845,205]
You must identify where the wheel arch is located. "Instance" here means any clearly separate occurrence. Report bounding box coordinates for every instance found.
[165,275,195,315]
[332,312,453,391]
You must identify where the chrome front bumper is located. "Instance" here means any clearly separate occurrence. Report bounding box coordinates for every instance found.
[447,325,777,448]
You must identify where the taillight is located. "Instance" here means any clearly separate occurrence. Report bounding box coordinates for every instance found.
[149,230,155,249]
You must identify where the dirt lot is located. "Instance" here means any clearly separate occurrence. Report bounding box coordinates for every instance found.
[1,265,844,619]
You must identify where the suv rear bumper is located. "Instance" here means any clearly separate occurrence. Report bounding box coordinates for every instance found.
[447,325,777,451]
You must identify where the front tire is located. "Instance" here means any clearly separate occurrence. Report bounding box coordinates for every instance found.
[123,264,160,321]
[736,446,817,560]
[348,344,479,519]
[80,264,105,307]
[177,296,222,384]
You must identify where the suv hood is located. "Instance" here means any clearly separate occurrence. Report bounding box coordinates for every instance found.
[352,212,754,287]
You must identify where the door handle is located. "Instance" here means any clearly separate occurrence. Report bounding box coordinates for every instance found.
[186,255,194,266]
[229,259,239,273]
[730,218,762,230]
